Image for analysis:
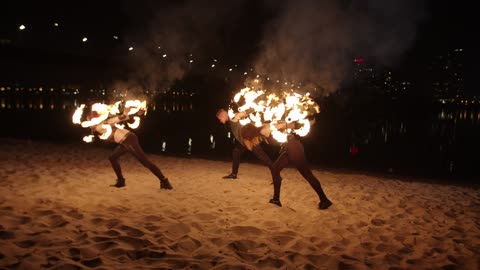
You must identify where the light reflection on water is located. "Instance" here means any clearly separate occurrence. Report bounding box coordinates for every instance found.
[1,95,480,179]
[0,97,194,113]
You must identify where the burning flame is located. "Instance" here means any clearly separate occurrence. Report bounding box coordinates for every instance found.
[125,100,147,115]
[98,124,112,140]
[230,87,319,143]
[72,104,85,124]
[127,116,141,129]
[72,99,147,143]
[83,135,94,143]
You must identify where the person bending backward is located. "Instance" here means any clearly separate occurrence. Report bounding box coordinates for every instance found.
[87,107,173,189]
[216,108,274,179]
[240,120,332,209]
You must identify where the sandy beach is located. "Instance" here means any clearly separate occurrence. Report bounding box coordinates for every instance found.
[0,138,479,270]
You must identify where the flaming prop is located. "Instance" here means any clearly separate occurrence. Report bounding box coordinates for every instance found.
[229,86,319,143]
[72,100,147,143]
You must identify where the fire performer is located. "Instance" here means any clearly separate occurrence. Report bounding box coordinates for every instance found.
[216,108,274,180]
[87,107,173,189]
[240,121,332,209]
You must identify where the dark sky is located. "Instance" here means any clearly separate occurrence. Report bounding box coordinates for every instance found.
[0,0,467,92]
[0,0,464,54]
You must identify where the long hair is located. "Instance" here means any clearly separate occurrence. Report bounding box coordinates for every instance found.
[241,123,263,151]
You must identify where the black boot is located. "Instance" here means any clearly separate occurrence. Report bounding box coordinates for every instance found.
[222,173,237,180]
[318,199,332,210]
[269,198,282,207]
[111,178,126,188]
[160,178,173,190]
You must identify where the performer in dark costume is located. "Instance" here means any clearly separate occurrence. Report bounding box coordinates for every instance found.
[216,109,273,180]
[241,121,332,209]
[87,108,173,189]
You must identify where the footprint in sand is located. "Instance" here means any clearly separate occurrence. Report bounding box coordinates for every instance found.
[227,239,267,261]
[267,234,296,248]
[28,173,41,183]
[144,223,161,232]
[40,256,60,268]
[384,253,403,265]
[14,239,36,248]
[48,215,69,228]
[94,241,118,251]
[81,257,103,268]
[170,235,202,253]
[165,223,191,239]
[371,218,386,226]
[68,248,81,261]
[90,217,105,226]
[375,243,398,253]
[102,230,121,237]
[105,248,127,258]
[230,226,263,237]
[256,255,286,269]
[118,225,145,237]
[65,209,84,220]
[103,218,121,229]
[194,212,217,221]
[125,249,167,260]
[143,215,164,222]
[51,263,84,270]
[117,235,153,249]
[34,209,55,216]
[107,206,131,214]
[285,251,310,266]
[0,230,15,240]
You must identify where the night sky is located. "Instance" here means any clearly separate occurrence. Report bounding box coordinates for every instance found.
[0,0,467,92]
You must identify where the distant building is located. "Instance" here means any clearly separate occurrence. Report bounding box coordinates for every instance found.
[352,58,409,99]
[429,48,464,99]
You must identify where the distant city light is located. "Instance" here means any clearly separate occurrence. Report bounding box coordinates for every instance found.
[211,64,215,68]
[54,22,59,27]
[189,60,193,63]
[162,54,167,58]
[229,68,232,71]
[354,58,364,63]
[19,25,26,30]
[128,47,133,51]
[82,37,88,42]
[113,35,118,39]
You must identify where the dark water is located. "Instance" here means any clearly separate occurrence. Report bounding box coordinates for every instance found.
[1,91,479,184]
